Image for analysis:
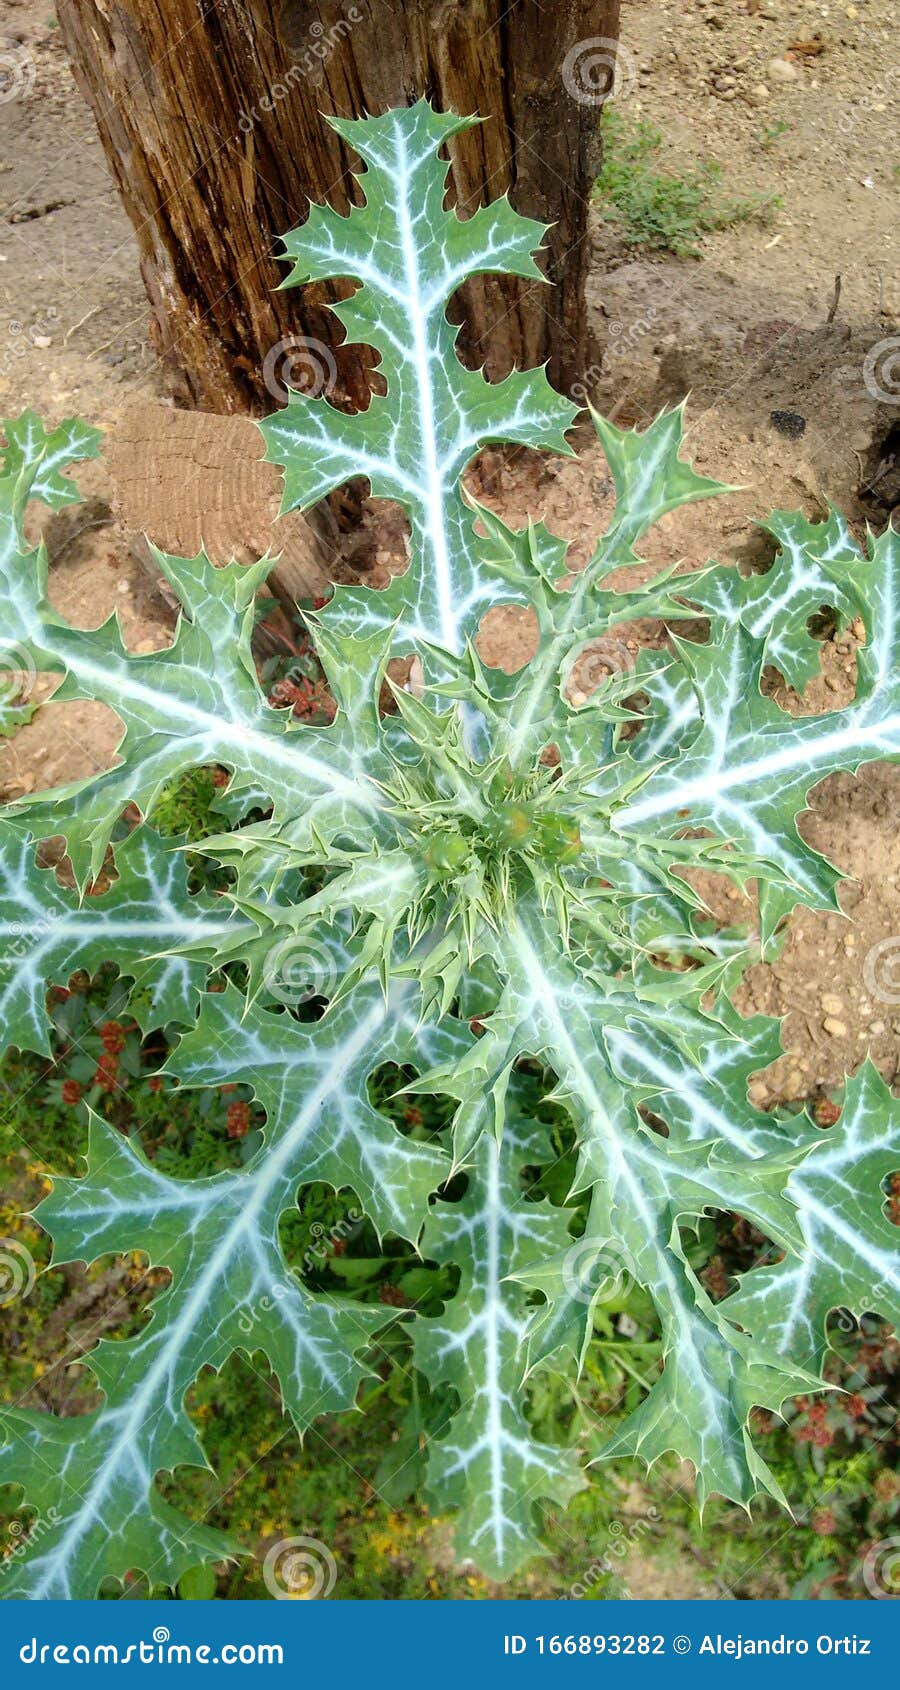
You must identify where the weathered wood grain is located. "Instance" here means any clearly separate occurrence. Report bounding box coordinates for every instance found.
[58,0,619,411]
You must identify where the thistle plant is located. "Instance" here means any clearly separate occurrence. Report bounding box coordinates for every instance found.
[1,103,899,1596]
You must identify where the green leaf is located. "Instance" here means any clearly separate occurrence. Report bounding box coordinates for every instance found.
[0,419,381,882]
[178,1564,218,1600]
[617,528,900,930]
[2,102,899,1593]
[261,101,577,656]
[415,1114,583,1578]
[0,820,239,1052]
[727,1063,900,1368]
[693,507,864,691]
[165,976,457,1238]
[0,1048,391,1595]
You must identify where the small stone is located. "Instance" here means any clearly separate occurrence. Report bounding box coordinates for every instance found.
[771,409,807,438]
[823,1016,848,1038]
[870,1020,887,1036]
[768,57,799,81]
[821,992,844,1014]
[33,334,52,348]
[746,83,771,104]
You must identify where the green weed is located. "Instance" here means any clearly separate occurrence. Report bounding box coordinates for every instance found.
[596,110,780,257]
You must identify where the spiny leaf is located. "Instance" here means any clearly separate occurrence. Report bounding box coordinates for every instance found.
[0,1109,383,1598]
[0,421,381,883]
[415,1114,583,1578]
[693,507,864,691]
[0,821,239,1053]
[2,102,899,1594]
[261,100,578,655]
[727,1063,900,1368]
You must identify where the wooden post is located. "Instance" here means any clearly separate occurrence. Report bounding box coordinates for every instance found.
[58,0,621,413]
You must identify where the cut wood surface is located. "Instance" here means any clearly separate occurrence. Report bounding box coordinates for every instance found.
[105,405,351,611]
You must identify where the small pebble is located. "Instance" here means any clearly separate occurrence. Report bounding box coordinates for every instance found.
[823,1016,848,1037]
[821,992,844,1014]
[768,57,799,82]
[771,409,807,437]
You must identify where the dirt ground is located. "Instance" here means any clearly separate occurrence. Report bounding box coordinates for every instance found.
[1,0,900,1108]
